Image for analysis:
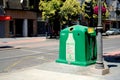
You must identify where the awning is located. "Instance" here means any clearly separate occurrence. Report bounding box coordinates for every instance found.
[0,15,12,21]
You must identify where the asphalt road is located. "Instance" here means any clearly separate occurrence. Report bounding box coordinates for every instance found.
[103,37,120,53]
[0,36,120,73]
[0,39,59,73]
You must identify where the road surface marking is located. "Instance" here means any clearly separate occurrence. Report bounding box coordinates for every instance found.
[3,56,34,72]
[3,55,50,72]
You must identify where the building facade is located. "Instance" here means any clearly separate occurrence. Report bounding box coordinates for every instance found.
[103,0,120,31]
[0,0,40,38]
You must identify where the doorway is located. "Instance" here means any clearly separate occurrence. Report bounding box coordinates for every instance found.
[15,19,23,37]
[28,19,33,37]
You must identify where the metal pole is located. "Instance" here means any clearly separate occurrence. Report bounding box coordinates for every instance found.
[95,0,104,69]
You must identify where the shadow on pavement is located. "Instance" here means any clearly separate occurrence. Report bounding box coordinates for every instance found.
[0,46,13,49]
[104,55,120,63]
[107,64,118,68]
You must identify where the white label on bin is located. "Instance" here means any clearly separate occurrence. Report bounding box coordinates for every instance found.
[66,33,75,62]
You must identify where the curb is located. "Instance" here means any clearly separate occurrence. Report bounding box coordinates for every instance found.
[103,35,120,39]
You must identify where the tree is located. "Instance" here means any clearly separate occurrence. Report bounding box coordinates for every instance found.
[59,0,81,26]
[39,0,82,38]
[39,0,81,28]
[39,0,62,20]
[39,0,63,37]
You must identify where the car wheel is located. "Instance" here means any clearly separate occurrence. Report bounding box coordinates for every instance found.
[106,34,109,36]
[112,32,115,35]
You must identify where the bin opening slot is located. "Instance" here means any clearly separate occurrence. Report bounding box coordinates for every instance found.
[69,27,73,32]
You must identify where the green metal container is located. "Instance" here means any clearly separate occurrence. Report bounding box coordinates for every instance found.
[56,25,97,66]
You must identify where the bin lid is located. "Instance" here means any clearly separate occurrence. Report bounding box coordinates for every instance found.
[61,25,88,33]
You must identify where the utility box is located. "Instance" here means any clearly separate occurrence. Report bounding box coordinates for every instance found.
[56,25,97,66]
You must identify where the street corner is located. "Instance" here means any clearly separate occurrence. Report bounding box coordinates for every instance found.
[34,61,107,77]
[103,51,120,56]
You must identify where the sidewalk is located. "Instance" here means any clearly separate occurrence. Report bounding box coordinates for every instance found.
[0,37,46,44]
[0,69,104,80]
[0,62,105,80]
[0,37,46,50]
[1,60,120,80]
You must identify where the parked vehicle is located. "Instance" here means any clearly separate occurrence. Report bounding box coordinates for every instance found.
[105,28,120,35]
[102,33,108,36]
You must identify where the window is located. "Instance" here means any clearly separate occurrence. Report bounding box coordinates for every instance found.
[8,0,22,9]
[29,0,39,11]
[7,0,30,10]
[21,0,29,10]
[0,0,6,8]
[0,0,3,6]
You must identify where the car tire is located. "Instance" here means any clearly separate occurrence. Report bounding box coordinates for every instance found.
[106,34,109,36]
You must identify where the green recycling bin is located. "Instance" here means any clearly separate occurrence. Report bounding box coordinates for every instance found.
[56,25,97,66]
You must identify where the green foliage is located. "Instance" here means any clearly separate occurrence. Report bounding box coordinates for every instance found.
[60,0,81,17]
[39,0,62,20]
[39,0,81,24]
[59,0,81,25]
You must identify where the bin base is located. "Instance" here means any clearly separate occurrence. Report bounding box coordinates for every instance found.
[71,61,96,66]
[56,59,68,64]
[56,59,96,66]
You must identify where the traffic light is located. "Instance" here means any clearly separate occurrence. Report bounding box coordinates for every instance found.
[84,0,93,18]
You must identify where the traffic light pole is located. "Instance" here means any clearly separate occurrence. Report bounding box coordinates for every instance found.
[95,0,104,69]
